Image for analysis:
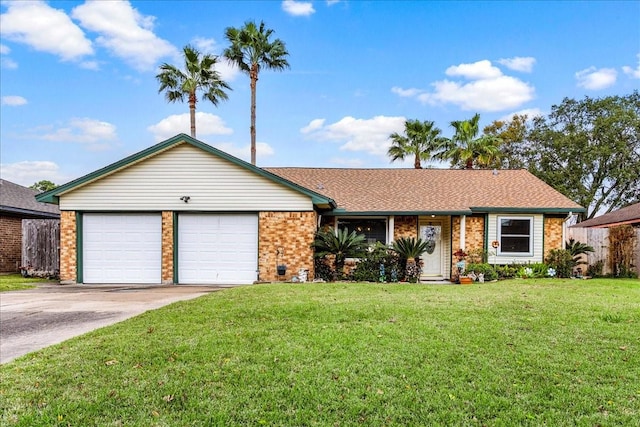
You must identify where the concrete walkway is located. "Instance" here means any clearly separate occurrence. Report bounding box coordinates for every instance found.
[0,283,231,364]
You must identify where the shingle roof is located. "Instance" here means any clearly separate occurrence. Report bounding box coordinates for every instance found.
[0,179,60,218]
[264,168,584,214]
[572,202,640,228]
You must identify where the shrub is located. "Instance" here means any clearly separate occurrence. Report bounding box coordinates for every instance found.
[465,263,498,281]
[350,243,401,283]
[586,259,605,277]
[495,264,518,279]
[312,227,367,280]
[609,225,637,278]
[314,257,334,281]
[545,249,575,278]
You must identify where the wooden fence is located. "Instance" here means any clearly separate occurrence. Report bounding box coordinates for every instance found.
[21,219,60,278]
[568,227,640,276]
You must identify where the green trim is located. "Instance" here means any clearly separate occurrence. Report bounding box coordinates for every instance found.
[173,212,179,284]
[470,207,586,214]
[76,212,83,284]
[35,133,336,209]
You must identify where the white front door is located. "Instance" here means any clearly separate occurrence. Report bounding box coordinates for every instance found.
[420,223,443,278]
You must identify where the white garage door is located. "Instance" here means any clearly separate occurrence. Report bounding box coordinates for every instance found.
[179,214,258,284]
[83,213,161,284]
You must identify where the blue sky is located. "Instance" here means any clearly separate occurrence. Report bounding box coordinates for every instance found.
[1,0,639,187]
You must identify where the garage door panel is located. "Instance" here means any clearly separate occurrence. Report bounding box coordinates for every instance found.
[83,214,161,284]
[178,214,258,284]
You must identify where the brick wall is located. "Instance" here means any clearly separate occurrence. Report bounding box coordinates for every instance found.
[161,212,174,284]
[60,211,77,283]
[259,211,317,282]
[0,216,22,272]
[451,215,485,274]
[544,216,565,259]
[394,216,418,240]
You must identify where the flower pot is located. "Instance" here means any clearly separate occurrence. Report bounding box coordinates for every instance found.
[459,277,473,285]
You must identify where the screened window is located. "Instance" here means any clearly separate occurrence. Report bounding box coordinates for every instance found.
[498,217,533,255]
[337,218,387,245]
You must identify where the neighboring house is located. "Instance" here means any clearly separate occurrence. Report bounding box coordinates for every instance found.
[572,202,640,228]
[36,134,584,285]
[0,179,60,272]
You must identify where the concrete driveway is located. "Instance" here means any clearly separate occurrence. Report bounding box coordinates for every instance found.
[0,283,231,364]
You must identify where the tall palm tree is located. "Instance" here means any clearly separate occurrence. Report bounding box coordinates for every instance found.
[387,119,445,169]
[156,45,230,138]
[224,20,289,165]
[436,113,503,169]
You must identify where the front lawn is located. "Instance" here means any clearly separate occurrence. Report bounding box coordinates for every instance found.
[1,279,638,426]
[0,274,49,292]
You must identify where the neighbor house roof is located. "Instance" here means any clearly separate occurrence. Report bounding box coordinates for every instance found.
[36,134,336,209]
[572,202,640,228]
[0,179,60,218]
[265,168,584,215]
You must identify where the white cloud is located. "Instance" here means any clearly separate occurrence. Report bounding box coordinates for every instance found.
[498,108,544,122]
[497,56,536,73]
[0,161,72,187]
[282,0,316,16]
[1,95,27,106]
[301,115,406,156]
[72,1,177,72]
[391,87,422,97]
[0,1,93,61]
[0,44,9,54]
[445,60,503,79]
[148,112,233,142]
[622,53,640,79]
[36,118,118,150]
[393,60,535,112]
[575,67,617,90]
[213,142,274,162]
[0,57,17,69]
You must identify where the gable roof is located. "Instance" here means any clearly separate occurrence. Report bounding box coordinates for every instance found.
[572,202,640,228]
[264,168,584,215]
[0,179,60,218]
[36,134,336,209]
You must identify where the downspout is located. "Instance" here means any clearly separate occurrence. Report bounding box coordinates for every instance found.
[388,215,395,244]
[460,214,466,250]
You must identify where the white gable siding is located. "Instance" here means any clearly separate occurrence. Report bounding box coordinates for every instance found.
[488,213,544,264]
[59,143,314,211]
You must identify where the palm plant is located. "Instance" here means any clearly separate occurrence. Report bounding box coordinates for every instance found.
[312,228,367,280]
[156,45,231,138]
[224,21,289,165]
[566,238,595,265]
[436,113,503,169]
[392,237,430,281]
[387,119,445,169]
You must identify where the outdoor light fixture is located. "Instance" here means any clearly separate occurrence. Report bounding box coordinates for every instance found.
[180,196,190,203]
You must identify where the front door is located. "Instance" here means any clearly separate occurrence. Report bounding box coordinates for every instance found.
[419,222,443,278]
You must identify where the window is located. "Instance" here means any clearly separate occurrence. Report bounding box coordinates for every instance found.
[498,217,533,255]
[337,218,387,244]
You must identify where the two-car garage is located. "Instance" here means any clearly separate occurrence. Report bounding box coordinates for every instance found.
[82,213,258,285]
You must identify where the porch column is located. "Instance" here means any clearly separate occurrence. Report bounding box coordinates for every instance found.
[388,215,394,244]
[459,214,466,250]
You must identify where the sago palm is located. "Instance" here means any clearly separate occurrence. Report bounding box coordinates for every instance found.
[156,45,230,138]
[224,21,289,165]
[388,119,445,169]
[312,228,367,280]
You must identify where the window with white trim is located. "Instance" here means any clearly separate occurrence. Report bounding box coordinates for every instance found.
[337,218,387,245]
[498,217,533,255]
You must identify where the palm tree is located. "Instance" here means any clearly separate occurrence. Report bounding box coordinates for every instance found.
[436,113,503,169]
[156,45,230,138]
[224,20,290,165]
[312,227,367,280]
[388,119,445,169]
[392,237,430,282]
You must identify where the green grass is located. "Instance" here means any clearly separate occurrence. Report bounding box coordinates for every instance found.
[1,278,639,426]
[0,274,49,292]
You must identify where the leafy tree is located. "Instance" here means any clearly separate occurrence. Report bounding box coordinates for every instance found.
[524,93,640,218]
[312,227,367,280]
[387,119,445,168]
[483,114,530,169]
[436,113,503,169]
[30,180,57,192]
[224,21,289,165]
[156,45,230,138]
